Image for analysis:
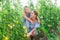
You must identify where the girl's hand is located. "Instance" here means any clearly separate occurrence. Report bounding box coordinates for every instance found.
[37,17,40,24]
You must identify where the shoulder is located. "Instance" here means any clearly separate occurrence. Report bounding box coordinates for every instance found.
[34,22,40,28]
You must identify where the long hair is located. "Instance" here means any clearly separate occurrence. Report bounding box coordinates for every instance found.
[33,10,38,20]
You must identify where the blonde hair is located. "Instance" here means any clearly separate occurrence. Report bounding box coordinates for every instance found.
[24,6,29,13]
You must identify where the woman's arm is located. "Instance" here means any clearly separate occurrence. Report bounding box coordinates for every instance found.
[30,27,36,33]
[23,13,33,24]
[27,27,36,36]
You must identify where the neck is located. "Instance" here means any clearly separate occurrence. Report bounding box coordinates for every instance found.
[31,18,36,22]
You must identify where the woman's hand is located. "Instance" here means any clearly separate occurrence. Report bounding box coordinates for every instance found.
[27,27,36,37]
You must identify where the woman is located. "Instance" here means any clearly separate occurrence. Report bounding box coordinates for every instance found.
[25,10,40,40]
[23,6,40,40]
[23,6,40,25]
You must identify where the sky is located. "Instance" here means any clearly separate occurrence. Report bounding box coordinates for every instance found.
[51,0,60,7]
[20,0,37,7]
[20,0,60,7]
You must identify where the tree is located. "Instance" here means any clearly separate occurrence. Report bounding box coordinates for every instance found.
[36,0,60,40]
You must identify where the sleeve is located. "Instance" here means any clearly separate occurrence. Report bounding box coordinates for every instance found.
[25,20,30,28]
[34,22,40,28]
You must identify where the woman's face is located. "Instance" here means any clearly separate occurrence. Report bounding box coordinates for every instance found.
[30,11,36,18]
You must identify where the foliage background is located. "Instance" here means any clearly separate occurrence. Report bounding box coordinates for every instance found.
[0,0,60,40]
